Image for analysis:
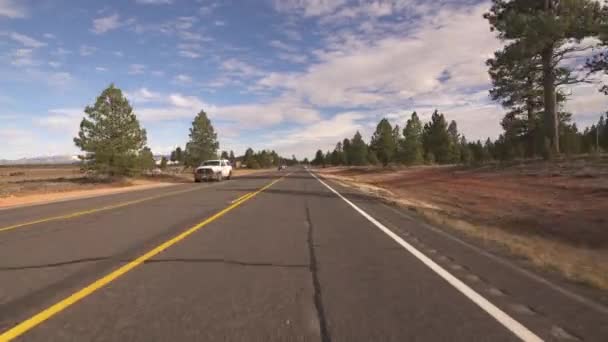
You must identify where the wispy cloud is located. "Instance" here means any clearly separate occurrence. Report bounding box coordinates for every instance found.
[79,45,96,56]
[92,13,121,34]
[0,0,26,18]
[135,0,173,4]
[173,74,193,84]
[128,64,146,75]
[6,32,46,48]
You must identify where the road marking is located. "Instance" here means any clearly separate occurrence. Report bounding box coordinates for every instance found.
[309,171,543,342]
[0,183,224,234]
[0,176,284,342]
[231,192,254,203]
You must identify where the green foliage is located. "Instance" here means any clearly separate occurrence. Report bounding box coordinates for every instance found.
[220,151,229,160]
[312,149,325,166]
[349,131,369,166]
[402,112,424,165]
[137,147,155,171]
[184,110,219,167]
[370,118,396,166]
[485,0,605,154]
[342,138,351,165]
[74,84,148,176]
[160,156,168,169]
[368,150,379,165]
[422,110,451,164]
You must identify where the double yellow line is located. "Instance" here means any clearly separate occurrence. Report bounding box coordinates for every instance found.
[0,184,225,234]
[0,176,284,341]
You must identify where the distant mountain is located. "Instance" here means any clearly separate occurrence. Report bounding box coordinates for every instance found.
[0,155,79,165]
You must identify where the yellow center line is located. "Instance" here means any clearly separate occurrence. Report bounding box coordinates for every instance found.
[0,182,225,234]
[0,176,284,342]
[231,192,254,203]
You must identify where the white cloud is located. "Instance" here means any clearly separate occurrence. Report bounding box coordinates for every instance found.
[269,40,297,52]
[128,64,146,75]
[273,0,347,16]
[43,33,56,39]
[79,45,96,56]
[151,70,165,77]
[7,32,46,48]
[173,74,193,84]
[0,0,26,18]
[95,66,107,72]
[265,112,364,158]
[35,108,83,136]
[113,51,124,57]
[48,61,61,68]
[221,58,263,78]
[92,13,122,34]
[126,88,162,103]
[10,48,35,66]
[177,42,203,58]
[215,20,225,26]
[135,0,173,4]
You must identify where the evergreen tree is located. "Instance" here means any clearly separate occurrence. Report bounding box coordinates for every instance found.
[185,110,219,167]
[485,0,604,154]
[349,131,369,165]
[229,150,236,164]
[368,150,380,165]
[244,148,255,167]
[220,151,229,160]
[402,112,424,165]
[137,147,155,171]
[160,156,168,169]
[370,118,396,166]
[342,138,351,165]
[312,150,325,166]
[447,120,461,163]
[175,147,183,164]
[422,110,451,164]
[170,150,177,163]
[74,84,147,176]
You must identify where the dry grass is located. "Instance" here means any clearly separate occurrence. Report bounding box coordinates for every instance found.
[320,161,608,290]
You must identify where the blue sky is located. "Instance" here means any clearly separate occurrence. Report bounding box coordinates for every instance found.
[1,0,607,160]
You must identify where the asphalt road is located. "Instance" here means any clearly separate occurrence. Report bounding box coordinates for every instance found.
[0,168,606,341]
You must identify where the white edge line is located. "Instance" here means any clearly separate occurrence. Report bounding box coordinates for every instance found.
[309,171,543,342]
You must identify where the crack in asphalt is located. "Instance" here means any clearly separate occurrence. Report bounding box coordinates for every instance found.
[305,201,331,342]
[0,257,308,271]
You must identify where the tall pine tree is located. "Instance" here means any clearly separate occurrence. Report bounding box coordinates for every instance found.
[185,110,219,167]
[74,84,147,176]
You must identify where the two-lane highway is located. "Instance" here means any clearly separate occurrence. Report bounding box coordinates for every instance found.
[0,169,606,341]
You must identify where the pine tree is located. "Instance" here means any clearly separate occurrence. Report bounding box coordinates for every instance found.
[137,147,155,171]
[220,151,229,160]
[175,147,183,164]
[370,118,396,166]
[160,156,168,169]
[485,0,604,154]
[447,120,461,163]
[368,150,380,165]
[312,150,325,166]
[349,131,369,165]
[402,112,424,165]
[170,150,177,163]
[342,138,351,165]
[422,110,451,164]
[229,150,236,164]
[74,84,147,176]
[184,110,219,167]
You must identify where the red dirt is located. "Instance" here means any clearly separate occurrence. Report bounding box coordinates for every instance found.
[321,157,608,249]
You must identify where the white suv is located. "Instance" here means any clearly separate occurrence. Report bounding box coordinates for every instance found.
[194,159,233,182]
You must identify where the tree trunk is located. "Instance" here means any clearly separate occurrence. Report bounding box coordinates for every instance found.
[542,0,559,155]
[542,45,559,155]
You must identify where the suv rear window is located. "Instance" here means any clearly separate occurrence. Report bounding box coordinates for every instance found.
[202,161,220,166]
